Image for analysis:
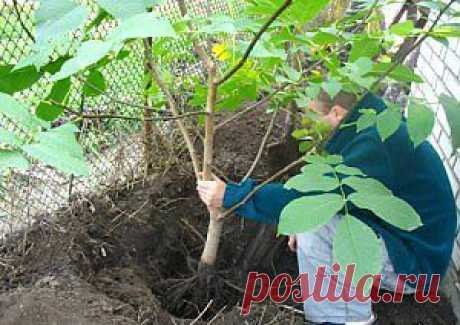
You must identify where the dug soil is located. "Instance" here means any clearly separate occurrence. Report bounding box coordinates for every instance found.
[0,111,456,325]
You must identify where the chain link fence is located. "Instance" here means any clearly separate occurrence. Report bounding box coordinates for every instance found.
[0,0,244,234]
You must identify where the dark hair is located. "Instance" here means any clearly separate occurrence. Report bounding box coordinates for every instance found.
[317,90,357,112]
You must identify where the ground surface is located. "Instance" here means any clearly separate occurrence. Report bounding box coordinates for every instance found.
[0,111,456,324]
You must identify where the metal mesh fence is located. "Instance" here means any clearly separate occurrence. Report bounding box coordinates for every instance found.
[0,0,243,234]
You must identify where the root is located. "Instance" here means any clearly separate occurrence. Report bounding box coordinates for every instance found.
[158,259,238,320]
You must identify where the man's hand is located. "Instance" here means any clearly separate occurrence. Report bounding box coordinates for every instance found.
[288,235,297,252]
[197,173,226,210]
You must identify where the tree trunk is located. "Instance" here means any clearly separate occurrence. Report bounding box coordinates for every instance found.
[199,65,224,268]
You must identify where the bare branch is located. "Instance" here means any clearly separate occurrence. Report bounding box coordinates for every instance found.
[220,153,312,219]
[12,0,35,42]
[214,0,293,86]
[242,110,278,182]
[143,41,202,178]
[390,0,410,26]
[47,99,208,122]
[79,111,208,121]
[393,2,430,62]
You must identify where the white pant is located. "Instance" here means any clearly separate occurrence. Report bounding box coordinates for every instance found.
[296,215,414,324]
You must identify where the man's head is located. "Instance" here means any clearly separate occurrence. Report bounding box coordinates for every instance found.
[309,91,357,128]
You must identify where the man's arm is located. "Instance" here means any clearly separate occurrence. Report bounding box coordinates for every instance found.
[222,178,303,224]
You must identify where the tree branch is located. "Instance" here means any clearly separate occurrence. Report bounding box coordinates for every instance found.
[390,0,410,26]
[146,44,201,178]
[214,0,293,86]
[78,111,209,121]
[12,0,35,42]
[48,99,209,122]
[219,152,312,219]
[242,110,278,182]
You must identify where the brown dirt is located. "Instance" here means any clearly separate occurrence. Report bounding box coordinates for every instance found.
[0,111,456,325]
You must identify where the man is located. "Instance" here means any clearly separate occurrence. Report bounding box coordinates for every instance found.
[196,92,457,325]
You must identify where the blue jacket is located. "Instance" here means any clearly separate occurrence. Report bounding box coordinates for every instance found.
[223,93,457,279]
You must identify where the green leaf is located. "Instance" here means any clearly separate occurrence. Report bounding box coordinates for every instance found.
[0,65,42,95]
[37,78,71,121]
[0,93,45,130]
[333,214,382,290]
[335,164,365,176]
[407,101,434,147]
[350,57,374,76]
[439,94,460,150]
[22,124,89,176]
[349,36,381,62]
[369,63,423,83]
[238,41,287,59]
[35,0,89,52]
[199,15,237,34]
[322,79,342,98]
[0,150,29,171]
[284,173,340,193]
[312,31,340,45]
[0,129,23,147]
[345,57,376,88]
[342,176,392,195]
[376,108,401,141]
[430,24,460,38]
[300,162,335,175]
[305,154,343,165]
[349,192,422,230]
[52,40,118,81]
[278,193,345,235]
[356,109,377,132]
[283,66,301,81]
[107,13,177,43]
[95,0,148,19]
[285,0,331,25]
[83,70,106,97]
[14,46,54,71]
[390,20,416,36]
[42,56,72,74]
